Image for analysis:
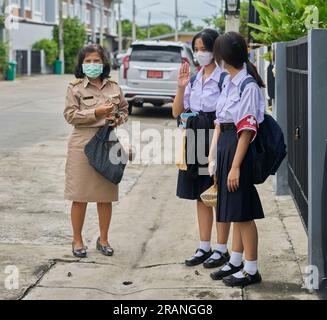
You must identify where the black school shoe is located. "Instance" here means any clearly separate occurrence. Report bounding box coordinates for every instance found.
[203,250,230,269]
[210,262,244,280]
[185,248,213,267]
[223,270,262,288]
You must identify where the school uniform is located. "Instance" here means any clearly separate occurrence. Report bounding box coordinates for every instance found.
[63,77,128,203]
[215,67,265,222]
[176,66,224,200]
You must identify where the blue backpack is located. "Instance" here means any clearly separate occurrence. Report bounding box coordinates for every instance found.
[240,77,287,184]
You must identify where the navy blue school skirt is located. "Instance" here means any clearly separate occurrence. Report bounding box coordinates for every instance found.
[216,123,264,222]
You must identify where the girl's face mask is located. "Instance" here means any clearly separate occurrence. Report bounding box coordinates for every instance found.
[82,63,103,79]
[194,51,214,67]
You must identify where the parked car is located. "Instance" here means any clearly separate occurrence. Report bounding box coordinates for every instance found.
[111,51,128,70]
[119,40,199,114]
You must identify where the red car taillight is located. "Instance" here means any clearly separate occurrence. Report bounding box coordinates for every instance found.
[123,55,130,79]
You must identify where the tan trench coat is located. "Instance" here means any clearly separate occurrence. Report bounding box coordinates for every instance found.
[63,77,128,202]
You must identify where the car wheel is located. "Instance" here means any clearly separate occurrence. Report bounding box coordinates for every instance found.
[128,102,133,115]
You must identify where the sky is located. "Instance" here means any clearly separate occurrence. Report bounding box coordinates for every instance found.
[118,0,225,28]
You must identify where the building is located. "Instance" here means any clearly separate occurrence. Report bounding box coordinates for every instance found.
[1,0,117,76]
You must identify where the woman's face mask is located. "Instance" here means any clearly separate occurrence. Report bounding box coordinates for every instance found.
[194,51,214,67]
[82,63,103,79]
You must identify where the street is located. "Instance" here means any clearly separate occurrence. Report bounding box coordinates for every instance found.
[0,73,317,300]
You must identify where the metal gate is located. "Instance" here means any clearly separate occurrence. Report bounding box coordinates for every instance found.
[286,37,308,230]
[31,50,41,74]
[16,50,28,75]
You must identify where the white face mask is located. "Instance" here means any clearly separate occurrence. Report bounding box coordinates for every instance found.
[194,51,214,67]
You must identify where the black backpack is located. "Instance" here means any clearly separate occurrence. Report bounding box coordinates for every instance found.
[240,77,287,184]
[190,71,228,92]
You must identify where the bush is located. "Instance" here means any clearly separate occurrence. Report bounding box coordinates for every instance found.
[32,39,59,66]
[0,41,8,74]
[249,0,327,45]
[53,17,87,74]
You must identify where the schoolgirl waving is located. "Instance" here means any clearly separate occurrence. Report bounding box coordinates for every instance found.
[208,32,265,287]
[172,29,231,269]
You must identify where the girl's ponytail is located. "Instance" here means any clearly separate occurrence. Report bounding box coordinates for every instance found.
[246,60,265,88]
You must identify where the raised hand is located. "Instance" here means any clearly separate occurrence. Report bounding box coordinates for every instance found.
[177,62,191,89]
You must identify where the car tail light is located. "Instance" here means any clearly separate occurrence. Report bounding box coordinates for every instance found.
[123,55,130,79]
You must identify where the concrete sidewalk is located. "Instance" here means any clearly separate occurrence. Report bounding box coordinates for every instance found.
[18,165,316,300]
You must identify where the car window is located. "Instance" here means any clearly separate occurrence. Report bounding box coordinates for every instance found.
[130,45,182,63]
[185,47,195,66]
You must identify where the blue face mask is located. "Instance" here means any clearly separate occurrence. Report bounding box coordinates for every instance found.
[82,63,103,79]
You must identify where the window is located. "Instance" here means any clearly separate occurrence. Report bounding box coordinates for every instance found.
[24,0,31,9]
[74,3,80,17]
[34,0,42,13]
[96,9,100,28]
[69,4,74,17]
[86,8,91,24]
[62,2,68,18]
[130,46,182,63]
[10,0,20,7]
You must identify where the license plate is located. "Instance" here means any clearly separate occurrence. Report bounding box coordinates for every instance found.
[147,70,163,79]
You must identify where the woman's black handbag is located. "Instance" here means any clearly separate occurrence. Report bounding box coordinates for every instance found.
[84,124,128,185]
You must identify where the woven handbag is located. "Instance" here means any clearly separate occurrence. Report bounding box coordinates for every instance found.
[200,185,218,207]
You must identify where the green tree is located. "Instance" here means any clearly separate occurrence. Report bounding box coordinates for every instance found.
[53,17,87,73]
[121,19,147,40]
[0,41,8,74]
[32,39,59,67]
[180,20,203,32]
[203,1,249,37]
[248,0,327,44]
[149,23,174,37]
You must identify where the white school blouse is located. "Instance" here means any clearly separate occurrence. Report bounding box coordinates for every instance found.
[215,67,265,142]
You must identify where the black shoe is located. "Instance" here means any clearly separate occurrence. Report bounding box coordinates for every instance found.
[223,270,262,288]
[72,242,87,258]
[210,262,244,280]
[185,248,212,267]
[96,237,114,256]
[203,250,230,269]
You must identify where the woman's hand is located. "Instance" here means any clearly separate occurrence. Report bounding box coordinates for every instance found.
[177,62,190,89]
[95,102,114,118]
[106,113,124,128]
[227,166,240,192]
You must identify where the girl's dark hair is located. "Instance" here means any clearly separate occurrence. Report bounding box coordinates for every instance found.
[213,31,265,88]
[192,28,220,52]
[75,44,111,80]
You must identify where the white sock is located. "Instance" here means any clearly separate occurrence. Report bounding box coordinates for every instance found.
[232,260,258,279]
[194,241,211,257]
[210,243,228,259]
[221,251,243,271]
[244,260,258,275]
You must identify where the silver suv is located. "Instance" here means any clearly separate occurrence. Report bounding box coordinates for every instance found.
[119,40,198,114]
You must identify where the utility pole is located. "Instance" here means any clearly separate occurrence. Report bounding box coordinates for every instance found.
[174,0,178,41]
[100,0,104,46]
[117,0,122,53]
[58,0,65,74]
[147,11,151,39]
[132,0,136,42]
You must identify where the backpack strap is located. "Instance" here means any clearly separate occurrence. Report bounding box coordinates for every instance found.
[239,77,257,98]
[218,72,228,92]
